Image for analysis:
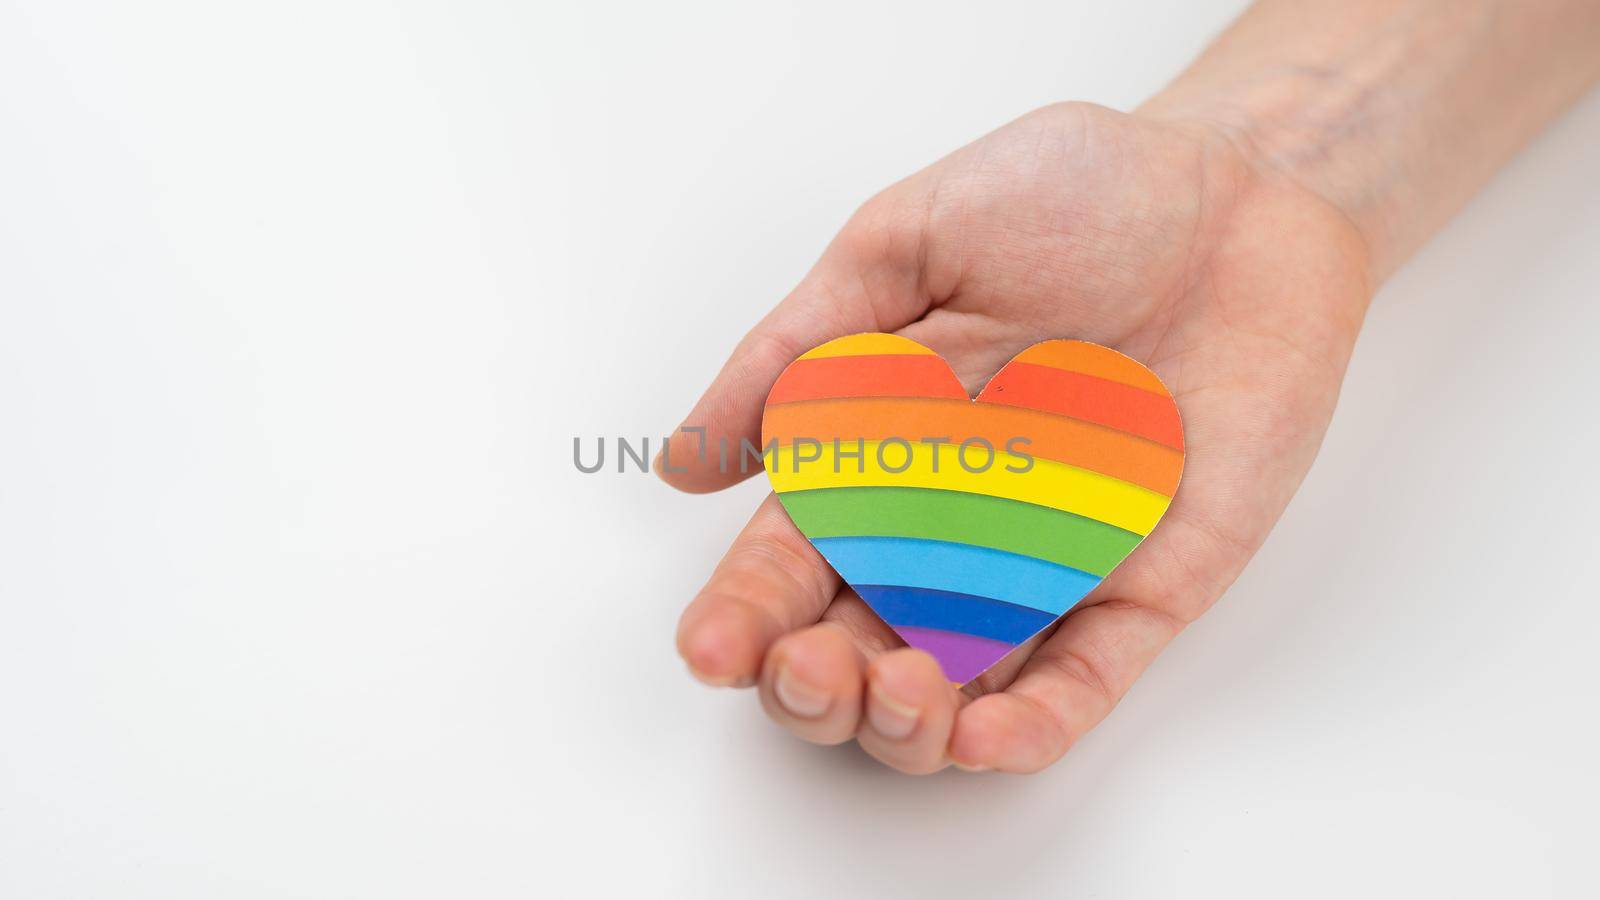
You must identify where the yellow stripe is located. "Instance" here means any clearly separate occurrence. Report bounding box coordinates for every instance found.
[798,333,936,360]
[767,440,1170,535]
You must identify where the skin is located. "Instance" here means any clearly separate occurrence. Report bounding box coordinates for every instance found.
[657,0,1600,774]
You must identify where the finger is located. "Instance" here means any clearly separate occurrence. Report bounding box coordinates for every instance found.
[858,647,964,775]
[958,626,1054,698]
[757,620,868,745]
[947,599,1184,773]
[756,586,912,743]
[817,586,907,656]
[676,494,841,687]
[655,199,931,493]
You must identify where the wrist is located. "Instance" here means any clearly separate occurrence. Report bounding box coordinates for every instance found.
[1122,89,1380,330]
[1138,76,1393,274]
[1137,0,1600,285]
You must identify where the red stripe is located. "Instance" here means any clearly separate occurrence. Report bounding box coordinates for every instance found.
[767,355,969,404]
[977,362,1183,449]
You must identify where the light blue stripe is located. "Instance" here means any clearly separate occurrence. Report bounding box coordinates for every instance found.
[810,536,1101,616]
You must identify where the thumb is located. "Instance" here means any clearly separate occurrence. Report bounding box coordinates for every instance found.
[656,205,931,492]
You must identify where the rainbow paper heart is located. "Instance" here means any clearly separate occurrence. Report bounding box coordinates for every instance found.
[762,334,1184,684]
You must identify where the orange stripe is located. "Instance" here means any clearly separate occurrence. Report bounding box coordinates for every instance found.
[761,397,1183,496]
[1008,340,1170,396]
[767,355,968,404]
[977,362,1183,450]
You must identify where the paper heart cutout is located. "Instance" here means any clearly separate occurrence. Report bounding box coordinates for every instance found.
[761,334,1184,684]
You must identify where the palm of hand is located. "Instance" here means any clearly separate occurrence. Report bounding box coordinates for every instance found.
[663,103,1371,773]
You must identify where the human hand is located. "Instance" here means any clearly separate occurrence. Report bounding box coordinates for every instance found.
[657,99,1372,773]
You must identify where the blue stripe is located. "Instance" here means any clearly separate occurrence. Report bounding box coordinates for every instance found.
[811,536,1101,616]
[855,585,1058,644]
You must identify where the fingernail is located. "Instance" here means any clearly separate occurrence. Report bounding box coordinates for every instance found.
[867,684,920,739]
[687,663,753,689]
[952,760,990,773]
[774,665,831,719]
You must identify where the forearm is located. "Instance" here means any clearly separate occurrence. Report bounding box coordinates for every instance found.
[1141,0,1600,281]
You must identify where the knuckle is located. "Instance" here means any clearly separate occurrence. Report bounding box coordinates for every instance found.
[726,534,830,605]
[836,190,919,259]
[1011,691,1077,770]
[688,584,782,639]
[1032,643,1116,703]
[739,325,806,376]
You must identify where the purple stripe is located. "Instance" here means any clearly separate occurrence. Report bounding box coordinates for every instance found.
[893,625,1018,684]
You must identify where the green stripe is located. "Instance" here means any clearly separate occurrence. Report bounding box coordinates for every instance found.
[777,486,1143,577]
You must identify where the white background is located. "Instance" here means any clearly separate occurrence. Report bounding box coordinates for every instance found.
[3,1,1598,897]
